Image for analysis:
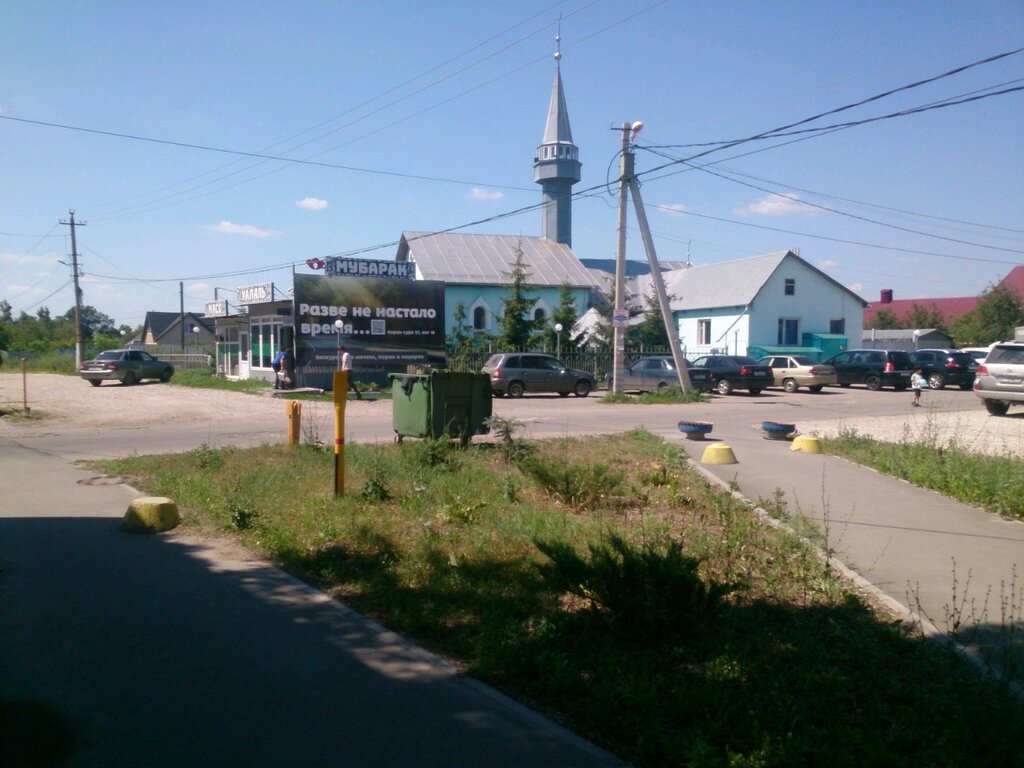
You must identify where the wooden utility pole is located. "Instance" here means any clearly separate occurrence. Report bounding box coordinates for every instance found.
[59,210,86,369]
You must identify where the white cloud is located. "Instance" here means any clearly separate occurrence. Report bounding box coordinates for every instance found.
[657,203,687,217]
[296,197,328,211]
[0,251,47,264]
[817,259,838,268]
[468,187,504,201]
[847,282,864,292]
[206,221,281,238]
[735,193,823,218]
[188,282,210,295]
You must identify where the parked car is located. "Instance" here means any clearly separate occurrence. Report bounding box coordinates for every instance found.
[482,353,596,398]
[603,356,713,393]
[80,349,175,386]
[973,341,1024,416]
[961,345,995,363]
[688,355,774,395]
[823,349,913,391]
[755,355,837,393]
[909,349,977,390]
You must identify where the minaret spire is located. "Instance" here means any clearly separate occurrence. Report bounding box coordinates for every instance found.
[533,21,581,247]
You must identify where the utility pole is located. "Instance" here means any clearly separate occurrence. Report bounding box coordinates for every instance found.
[613,124,693,393]
[179,282,185,351]
[59,210,86,369]
[611,123,631,395]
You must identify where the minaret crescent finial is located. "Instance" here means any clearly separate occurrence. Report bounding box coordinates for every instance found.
[554,16,562,64]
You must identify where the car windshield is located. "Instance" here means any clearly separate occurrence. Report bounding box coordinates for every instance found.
[950,353,975,366]
[989,346,1024,364]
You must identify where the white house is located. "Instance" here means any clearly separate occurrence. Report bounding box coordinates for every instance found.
[633,251,866,359]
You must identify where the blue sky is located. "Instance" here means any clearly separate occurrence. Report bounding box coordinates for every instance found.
[2,1,1022,328]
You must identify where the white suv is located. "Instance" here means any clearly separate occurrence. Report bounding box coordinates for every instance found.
[973,341,1024,416]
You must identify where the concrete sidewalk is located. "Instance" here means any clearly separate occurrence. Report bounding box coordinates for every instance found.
[670,425,1024,682]
[0,440,623,767]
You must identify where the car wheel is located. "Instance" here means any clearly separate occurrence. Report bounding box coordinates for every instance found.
[984,400,1010,416]
[783,378,798,393]
[574,380,592,397]
[160,368,173,383]
[716,378,733,396]
[749,387,762,395]
[928,372,945,390]
[507,381,525,398]
[89,379,101,387]
[808,385,824,393]
[865,375,881,391]
[122,371,136,386]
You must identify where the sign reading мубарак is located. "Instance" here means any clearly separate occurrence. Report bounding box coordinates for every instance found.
[293,273,446,367]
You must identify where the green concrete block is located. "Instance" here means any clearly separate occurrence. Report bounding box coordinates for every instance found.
[121,496,180,534]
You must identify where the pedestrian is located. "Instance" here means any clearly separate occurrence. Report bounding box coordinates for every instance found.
[271,349,286,389]
[278,348,294,390]
[911,366,926,407]
[340,346,361,399]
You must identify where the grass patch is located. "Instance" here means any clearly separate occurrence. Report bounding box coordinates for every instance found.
[169,367,270,394]
[602,385,708,405]
[820,427,1024,520]
[94,432,1024,767]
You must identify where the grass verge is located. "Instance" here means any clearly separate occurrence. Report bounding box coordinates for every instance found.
[820,427,1024,520]
[602,385,709,405]
[95,431,1024,767]
[168,368,270,394]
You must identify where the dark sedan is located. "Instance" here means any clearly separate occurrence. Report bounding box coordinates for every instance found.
[689,355,774,395]
[80,349,175,386]
[604,356,713,393]
[910,349,977,390]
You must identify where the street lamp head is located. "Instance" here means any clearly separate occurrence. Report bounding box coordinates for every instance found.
[554,323,563,332]
[192,326,200,334]
[334,318,344,331]
[630,121,644,139]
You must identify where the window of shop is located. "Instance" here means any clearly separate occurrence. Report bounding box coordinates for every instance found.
[249,316,283,369]
[830,318,846,334]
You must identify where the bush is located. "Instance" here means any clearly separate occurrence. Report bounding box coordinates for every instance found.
[534,534,737,644]
[518,455,624,509]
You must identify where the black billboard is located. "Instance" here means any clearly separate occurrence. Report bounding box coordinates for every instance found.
[293,273,446,367]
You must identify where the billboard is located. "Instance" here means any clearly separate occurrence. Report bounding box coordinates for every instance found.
[293,273,446,367]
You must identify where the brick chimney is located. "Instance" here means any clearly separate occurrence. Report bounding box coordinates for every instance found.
[880,289,893,304]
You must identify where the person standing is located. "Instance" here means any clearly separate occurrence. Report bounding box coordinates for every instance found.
[911,366,926,407]
[340,346,361,400]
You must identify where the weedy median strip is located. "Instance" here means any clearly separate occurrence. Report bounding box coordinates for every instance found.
[94,431,1024,768]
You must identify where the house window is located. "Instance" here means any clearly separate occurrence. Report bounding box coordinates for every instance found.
[697,319,711,346]
[830,318,846,334]
[784,278,795,296]
[473,306,487,330]
[778,318,799,345]
[533,308,546,323]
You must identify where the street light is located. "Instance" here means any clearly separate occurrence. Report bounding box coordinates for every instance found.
[192,326,200,355]
[334,318,344,369]
[554,322,563,361]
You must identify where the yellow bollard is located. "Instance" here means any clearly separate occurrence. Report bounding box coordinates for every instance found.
[701,443,737,465]
[790,435,822,454]
[286,400,302,445]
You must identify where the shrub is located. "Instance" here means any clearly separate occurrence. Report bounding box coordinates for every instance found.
[518,455,624,510]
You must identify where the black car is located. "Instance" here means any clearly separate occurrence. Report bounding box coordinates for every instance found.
[824,349,913,391]
[604,356,713,393]
[689,355,774,395]
[910,349,977,390]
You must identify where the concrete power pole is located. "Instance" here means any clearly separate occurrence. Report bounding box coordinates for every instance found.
[59,210,86,369]
[612,124,693,393]
[611,123,631,395]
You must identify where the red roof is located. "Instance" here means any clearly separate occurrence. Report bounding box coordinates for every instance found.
[864,266,1024,326]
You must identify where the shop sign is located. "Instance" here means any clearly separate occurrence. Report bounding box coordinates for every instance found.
[205,300,228,318]
[324,257,415,280]
[236,283,273,305]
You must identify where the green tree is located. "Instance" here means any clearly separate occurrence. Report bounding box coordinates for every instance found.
[0,300,12,324]
[62,305,117,341]
[949,284,1024,345]
[539,284,579,356]
[447,301,471,353]
[631,290,676,348]
[866,308,901,330]
[905,302,946,331]
[499,241,538,350]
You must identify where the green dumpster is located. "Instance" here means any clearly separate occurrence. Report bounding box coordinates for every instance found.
[390,370,492,444]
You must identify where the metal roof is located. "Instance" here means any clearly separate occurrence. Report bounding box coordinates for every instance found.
[632,251,866,311]
[397,232,599,288]
[542,68,574,146]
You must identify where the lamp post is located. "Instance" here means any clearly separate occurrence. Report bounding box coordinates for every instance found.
[334,318,344,369]
[192,326,200,356]
[554,322,563,361]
